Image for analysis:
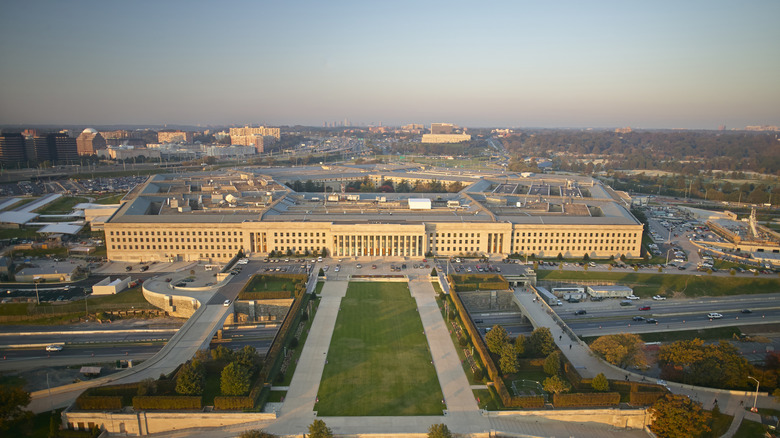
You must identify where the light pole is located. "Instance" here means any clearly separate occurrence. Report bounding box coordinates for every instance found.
[666,248,674,265]
[748,376,760,413]
[34,277,41,305]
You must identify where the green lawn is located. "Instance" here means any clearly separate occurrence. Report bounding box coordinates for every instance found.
[34,196,89,214]
[733,419,767,438]
[315,282,444,416]
[537,270,780,297]
[0,227,40,240]
[95,193,126,204]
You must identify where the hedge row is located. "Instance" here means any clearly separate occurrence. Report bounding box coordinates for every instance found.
[629,391,667,406]
[213,395,253,410]
[59,429,100,438]
[478,281,510,290]
[611,380,668,393]
[132,396,201,410]
[504,395,545,408]
[75,395,122,411]
[238,291,292,300]
[214,373,266,411]
[260,288,311,380]
[553,392,620,407]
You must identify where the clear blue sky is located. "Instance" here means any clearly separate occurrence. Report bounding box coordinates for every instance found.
[1,0,778,129]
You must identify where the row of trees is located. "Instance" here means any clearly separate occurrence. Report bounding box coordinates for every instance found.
[502,130,780,175]
[176,346,261,397]
[485,326,557,375]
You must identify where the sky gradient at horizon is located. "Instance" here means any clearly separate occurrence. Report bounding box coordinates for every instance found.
[1,0,778,129]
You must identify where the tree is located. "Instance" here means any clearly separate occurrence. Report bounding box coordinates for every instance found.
[176,360,205,395]
[427,423,453,438]
[485,325,509,354]
[543,351,561,376]
[529,327,556,357]
[514,334,526,356]
[220,362,250,396]
[0,385,31,433]
[235,345,260,375]
[137,378,158,396]
[591,373,610,392]
[649,394,711,438]
[308,419,333,438]
[773,388,780,403]
[658,339,750,388]
[211,345,234,362]
[499,343,519,375]
[542,375,571,394]
[590,333,646,369]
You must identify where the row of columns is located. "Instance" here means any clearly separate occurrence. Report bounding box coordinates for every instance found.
[332,234,423,257]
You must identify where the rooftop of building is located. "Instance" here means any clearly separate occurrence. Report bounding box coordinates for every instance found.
[107,166,641,227]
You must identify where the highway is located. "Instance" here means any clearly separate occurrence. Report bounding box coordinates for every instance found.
[555,292,780,337]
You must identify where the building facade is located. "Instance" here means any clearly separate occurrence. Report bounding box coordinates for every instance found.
[0,133,27,164]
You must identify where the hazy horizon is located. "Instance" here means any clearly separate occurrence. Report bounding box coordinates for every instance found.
[1,1,778,129]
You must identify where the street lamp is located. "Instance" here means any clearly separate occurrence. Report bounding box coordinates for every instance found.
[666,248,674,265]
[748,376,760,413]
[33,277,42,305]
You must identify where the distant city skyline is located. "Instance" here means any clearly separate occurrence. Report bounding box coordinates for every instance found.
[1,1,778,129]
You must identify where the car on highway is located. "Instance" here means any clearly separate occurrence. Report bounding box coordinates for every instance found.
[741,309,752,314]
[652,295,667,300]
[45,345,63,352]
[646,318,658,324]
[707,312,723,319]
[620,300,633,306]
[574,310,587,315]
[223,300,231,307]
[639,306,651,311]
[356,264,362,269]
[632,316,645,321]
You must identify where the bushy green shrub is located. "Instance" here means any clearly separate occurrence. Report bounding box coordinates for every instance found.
[132,396,201,410]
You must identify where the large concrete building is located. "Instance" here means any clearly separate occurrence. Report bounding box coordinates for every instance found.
[104,166,643,263]
[32,133,78,163]
[229,126,281,140]
[76,128,107,155]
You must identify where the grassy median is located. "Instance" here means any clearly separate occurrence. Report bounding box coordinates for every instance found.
[315,282,443,416]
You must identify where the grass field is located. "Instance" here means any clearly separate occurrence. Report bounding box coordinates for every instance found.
[315,282,443,416]
[537,270,780,297]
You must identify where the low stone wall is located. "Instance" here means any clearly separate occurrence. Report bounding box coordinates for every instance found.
[230,299,292,324]
[487,407,650,430]
[142,287,200,318]
[458,290,516,312]
[62,409,276,436]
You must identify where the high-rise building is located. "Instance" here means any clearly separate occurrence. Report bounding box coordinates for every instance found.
[0,133,27,164]
[76,128,107,155]
[33,133,78,163]
[431,123,457,134]
[229,134,264,154]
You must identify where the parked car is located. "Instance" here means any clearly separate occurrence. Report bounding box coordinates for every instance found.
[652,295,666,300]
[626,295,640,300]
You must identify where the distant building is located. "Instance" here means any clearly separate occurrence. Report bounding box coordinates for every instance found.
[157,130,193,143]
[229,134,266,153]
[421,133,471,143]
[101,130,132,139]
[76,128,107,155]
[101,146,161,161]
[745,125,780,132]
[229,126,280,140]
[614,127,632,134]
[431,123,457,134]
[33,133,78,163]
[0,133,28,164]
